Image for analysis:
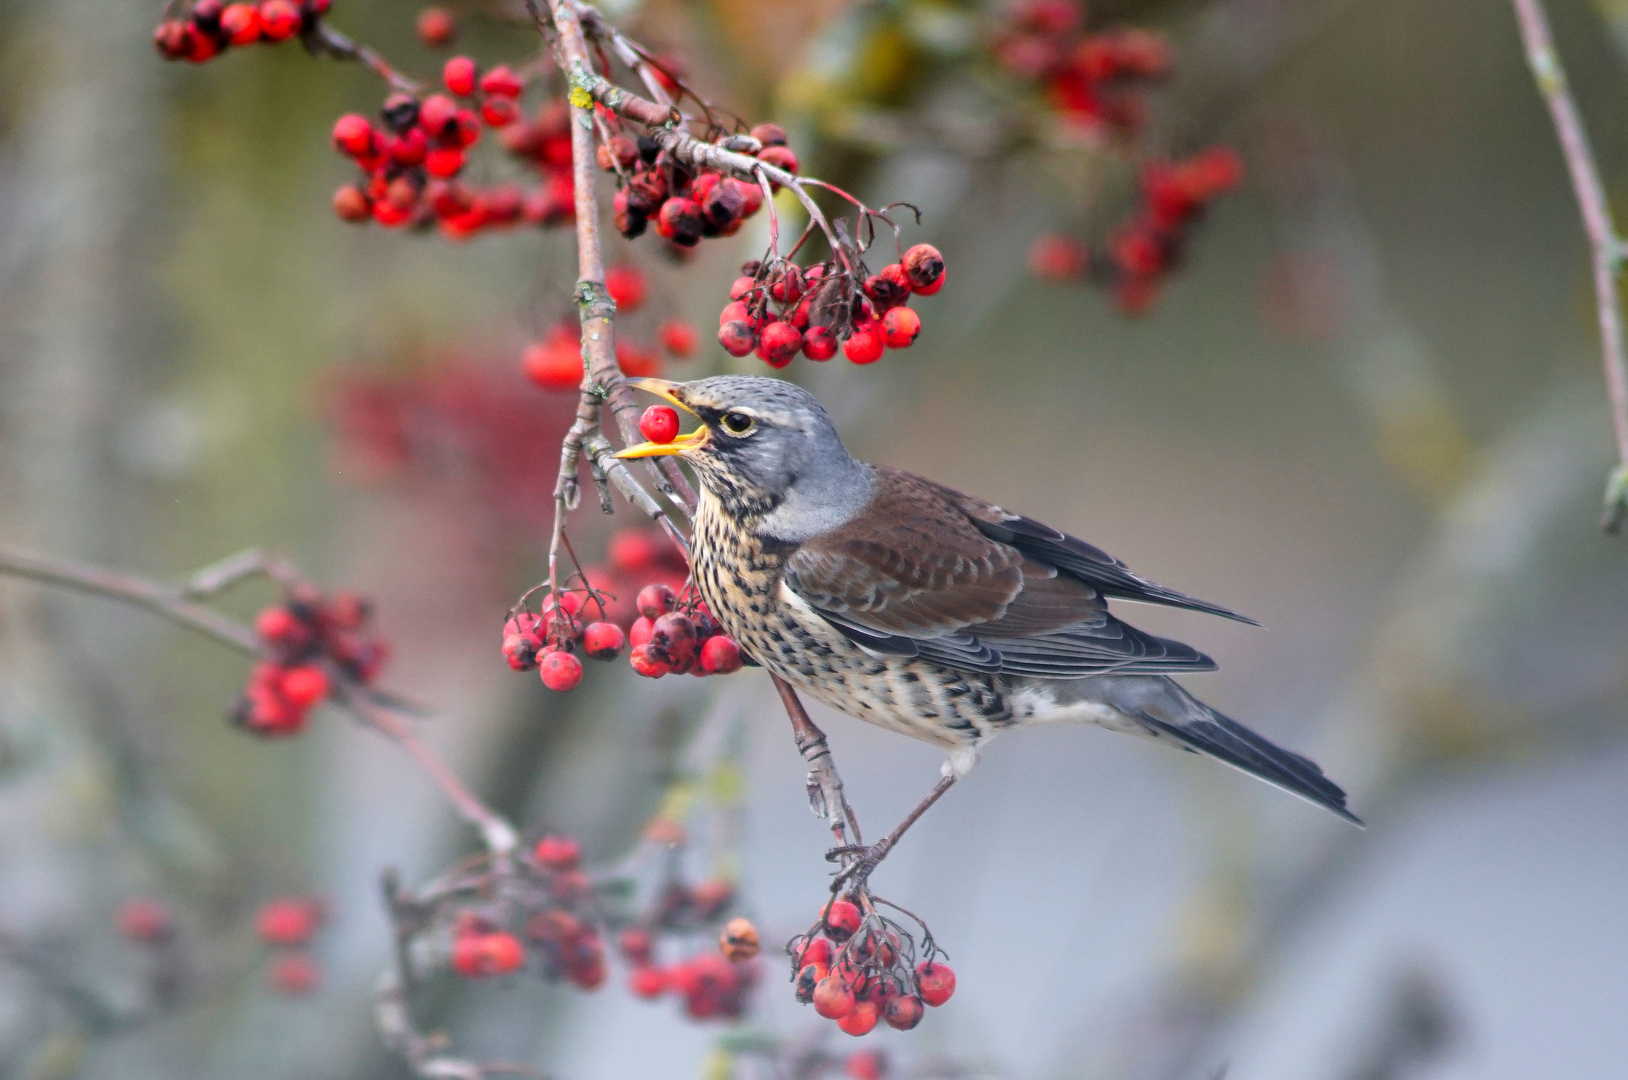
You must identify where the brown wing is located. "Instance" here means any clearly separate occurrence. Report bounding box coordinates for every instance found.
[783,467,1216,677]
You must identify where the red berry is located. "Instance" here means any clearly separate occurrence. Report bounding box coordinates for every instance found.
[1030,233,1089,281]
[650,612,697,663]
[636,583,677,619]
[608,530,664,574]
[451,932,525,977]
[522,333,581,390]
[117,899,173,944]
[534,834,580,869]
[750,122,788,147]
[719,301,753,328]
[796,962,830,1003]
[418,93,459,137]
[813,975,856,1019]
[443,56,477,96]
[843,328,884,364]
[581,621,625,660]
[606,264,647,312]
[823,899,861,941]
[539,650,583,691]
[424,146,466,178]
[912,267,946,296]
[332,184,371,221]
[757,145,798,175]
[884,993,925,1030]
[219,3,262,45]
[803,325,838,361]
[630,965,667,998]
[416,5,456,46]
[254,606,305,646]
[504,612,543,638]
[629,616,655,650]
[848,1050,885,1080]
[256,0,300,41]
[502,632,543,671]
[658,197,705,246]
[716,321,754,356]
[719,917,760,962]
[618,926,653,964]
[795,934,835,968]
[902,243,944,289]
[729,275,758,301]
[481,97,519,127]
[840,1003,879,1036]
[256,898,321,946]
[154,20,191,59]
[629,643,670,678]
[638,405,680,445]
[881,306,921,348]
[914,960,955,1006]
[760,322,803,366]
[700,635,743,674]
[331,113,375,157]
[479,64,523,97]
[660,319,699,357]
[279,665,329,708]
[267,952,322,996]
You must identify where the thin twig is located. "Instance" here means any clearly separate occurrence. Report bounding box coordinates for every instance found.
[1511,0,1628,531]
[0,547,518,856]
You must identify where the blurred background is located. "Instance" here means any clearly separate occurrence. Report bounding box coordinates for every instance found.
[1,0,1626,1077]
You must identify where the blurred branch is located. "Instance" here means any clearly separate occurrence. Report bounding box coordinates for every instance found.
[1510,0,1628,531]
[0,546,519,857]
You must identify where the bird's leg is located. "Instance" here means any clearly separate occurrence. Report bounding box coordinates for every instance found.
[771,674,862,847]
[827,768,960,893]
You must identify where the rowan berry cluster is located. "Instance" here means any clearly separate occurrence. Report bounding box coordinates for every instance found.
[234,586,388,737]
[329,56,578,238]
[717,242,943,367]
[1030,146,1244,313]
[991,0,1170,140]
[790,897,954,1036]
[153,0,326,63]
[256,897,326,995]
[620,914,761,1021]
[607,123,790,247]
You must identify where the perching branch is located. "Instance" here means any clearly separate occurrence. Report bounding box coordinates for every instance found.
[1510,0,1628,531]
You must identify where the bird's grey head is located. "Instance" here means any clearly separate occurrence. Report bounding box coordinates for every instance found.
[618,376,874,542]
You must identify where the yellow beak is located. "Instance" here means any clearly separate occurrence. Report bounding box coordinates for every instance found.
[616,378,707,459]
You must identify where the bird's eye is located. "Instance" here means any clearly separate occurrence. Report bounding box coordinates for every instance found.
[721,411,755,435]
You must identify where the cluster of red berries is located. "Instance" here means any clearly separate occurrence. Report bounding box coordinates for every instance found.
[501,594,619,692]
[625,582,744,680]
[790,898,955,1037]
[521,265,697,392]
[717,243,944,367]
[153,0,327,63]
[607,122,793,247]
[330,57,578,238]
[256,897,326,996]
[990,0,1170,140]
[619,916,761,1021]
[1029,147,1244,313]
[445,836,607,988]
[233,587,387,737]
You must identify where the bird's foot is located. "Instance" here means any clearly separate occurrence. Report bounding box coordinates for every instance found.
[825,837,896,891]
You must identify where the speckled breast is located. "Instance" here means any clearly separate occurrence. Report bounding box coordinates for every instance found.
[689,492,1015,749]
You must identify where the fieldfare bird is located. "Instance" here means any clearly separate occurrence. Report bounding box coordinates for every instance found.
[619,376,1359,870]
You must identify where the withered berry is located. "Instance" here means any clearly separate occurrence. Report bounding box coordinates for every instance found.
[823,899,861,941]
[650,612,698,664]
[636,583,677,619]
[884,993,925,1030]
[902,243,944,289]
[718,320,757,357]
[719,917,760,962]
[503,632,543,671]
[629,643,670,678]
[581,622,626,661]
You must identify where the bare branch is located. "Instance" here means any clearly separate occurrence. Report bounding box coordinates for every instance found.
[1510,0,1628,531]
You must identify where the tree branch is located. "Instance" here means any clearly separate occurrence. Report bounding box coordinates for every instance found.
[1511,0,1628,531]
[0,547,518,857]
